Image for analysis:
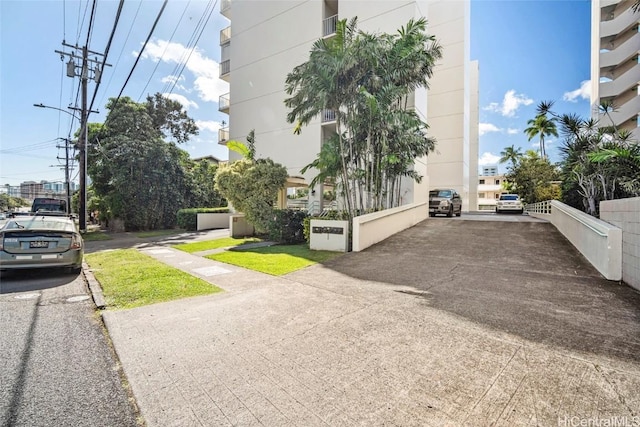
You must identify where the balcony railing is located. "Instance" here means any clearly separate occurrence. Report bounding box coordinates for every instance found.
[323,14,338,37]
[220,0,231,18]
[220,26,231,46]
[218,127,229,145]
[322,110,336,123]
[219,60,230,77]
[219,93,230,113]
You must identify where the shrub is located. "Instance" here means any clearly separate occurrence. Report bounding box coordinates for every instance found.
[177,207,230,231]
[267,209,308,244]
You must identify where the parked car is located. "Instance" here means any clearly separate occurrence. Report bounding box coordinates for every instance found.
[429,189,462,217]
[0,215,83,273]
[496,194,524,214]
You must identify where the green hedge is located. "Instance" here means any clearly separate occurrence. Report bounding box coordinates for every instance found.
[177,207,230,231]
[267,209,308,244]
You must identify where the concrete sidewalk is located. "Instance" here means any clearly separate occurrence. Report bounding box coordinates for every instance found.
[96,221,640,426]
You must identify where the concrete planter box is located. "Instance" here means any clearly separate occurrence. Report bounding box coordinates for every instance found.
[230,214,255,237]
[310,219,349,252]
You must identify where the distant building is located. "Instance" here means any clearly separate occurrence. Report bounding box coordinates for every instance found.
[16,180,77,202]
[477,174,505,211]
[482,165,499,176]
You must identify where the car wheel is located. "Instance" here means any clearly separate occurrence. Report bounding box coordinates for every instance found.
[447,206,453,217]
[519,209,524,214]
[456,209,461,217]
[67,265,82,275]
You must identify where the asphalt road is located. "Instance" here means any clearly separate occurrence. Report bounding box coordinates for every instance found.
[0,269,140,427]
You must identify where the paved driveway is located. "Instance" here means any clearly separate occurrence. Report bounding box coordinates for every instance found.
[103,218,640,426]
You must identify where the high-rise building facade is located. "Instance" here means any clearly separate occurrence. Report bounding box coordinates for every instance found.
[219,0,478,212]
[590,0,640,138]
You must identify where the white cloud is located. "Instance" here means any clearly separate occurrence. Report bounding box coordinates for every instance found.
[161,75,189,92]
[478,152,501,166]
[484,90,533,117]
[563,80,591,102]
[162,93,198,110]
[507,128,519,135]
[479,122,501,136]
[195,120,222,133]
[139,40,229,103]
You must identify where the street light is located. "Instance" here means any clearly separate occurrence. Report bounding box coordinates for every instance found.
[33,103,81,225]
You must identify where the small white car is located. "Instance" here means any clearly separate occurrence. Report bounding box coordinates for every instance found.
[496,194,524,214]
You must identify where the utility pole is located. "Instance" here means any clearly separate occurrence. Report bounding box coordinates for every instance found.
[55,138,73,214]
[56,42,109,232]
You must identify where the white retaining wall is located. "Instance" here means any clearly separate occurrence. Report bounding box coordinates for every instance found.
[352,202,428,252]
[528,200,622,281]
[196,213,232,231]
[600,197,640,291]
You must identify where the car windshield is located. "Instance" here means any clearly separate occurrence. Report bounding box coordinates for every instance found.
[5,218,74,232]
[430,190,452,197]
[500,195,519,201]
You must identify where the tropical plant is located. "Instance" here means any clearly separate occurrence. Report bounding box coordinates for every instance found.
[504,150,561,204]
[524,113,558,159]
[285,17,442,221]
[499,145,524,171]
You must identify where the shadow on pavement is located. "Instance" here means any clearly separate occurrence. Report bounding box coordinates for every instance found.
[323,219,640,363]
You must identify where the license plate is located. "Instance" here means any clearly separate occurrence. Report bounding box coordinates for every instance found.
[30,241,49,248]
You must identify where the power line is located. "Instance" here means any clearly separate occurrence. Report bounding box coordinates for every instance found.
[88,0,125,116]
[137,0,192,102]
[113,0,169,103]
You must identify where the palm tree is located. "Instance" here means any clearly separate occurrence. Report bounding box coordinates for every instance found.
[499,145,523,170]
[285,18,442,217]
[524,113,558,159]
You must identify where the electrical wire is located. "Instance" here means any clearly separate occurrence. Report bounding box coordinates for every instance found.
[88,0,125,117]
[112,0,169,104]
[137,0,192,102]
[96,0,143,110]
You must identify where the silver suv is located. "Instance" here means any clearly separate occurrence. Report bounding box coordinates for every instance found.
[429,189,462,217]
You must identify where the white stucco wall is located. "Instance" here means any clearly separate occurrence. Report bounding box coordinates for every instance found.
[600,197,640,291]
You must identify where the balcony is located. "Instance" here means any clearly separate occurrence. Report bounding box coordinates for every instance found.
[219,93,230,113]
[219,60,230,81]
[220,0,231,19]
[220,26,231,46]
[218,127,229,145]
[321,109,336,123]
[323,14,338,37]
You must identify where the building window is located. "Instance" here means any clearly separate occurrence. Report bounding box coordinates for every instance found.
[495,194,500,199]
[495,179,500,185]
[479,192,485,198]
[479,179,485,184]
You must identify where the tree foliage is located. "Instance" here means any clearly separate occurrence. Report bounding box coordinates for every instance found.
[87,94,223,231]
[503,150,561,204]
[0,193,28,211]
[214,157,288,233]
[285,17,442,220]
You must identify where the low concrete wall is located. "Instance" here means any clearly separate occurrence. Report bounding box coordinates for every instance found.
[230,214,254,238]
[196,213,231,231]
[352,202,428,252]
[528,200,622,281]
[600,197,640,291]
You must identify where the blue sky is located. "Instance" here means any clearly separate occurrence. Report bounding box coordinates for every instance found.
[0,0,592,187]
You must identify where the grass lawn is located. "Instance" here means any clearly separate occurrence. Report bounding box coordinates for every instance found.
[173,237,261,253]
[85,249,222,310]
[206,244,342,275]
[82,231,112,241]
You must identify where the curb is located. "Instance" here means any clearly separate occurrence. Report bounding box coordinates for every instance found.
[83,261,106,310]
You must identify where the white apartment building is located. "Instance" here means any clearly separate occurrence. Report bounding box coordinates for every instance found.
[218,0,478,212]
[590,0,640,138]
